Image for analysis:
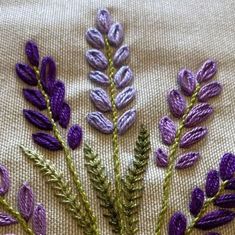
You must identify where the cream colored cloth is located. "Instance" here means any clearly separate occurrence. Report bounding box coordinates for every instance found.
[0,0,235,234]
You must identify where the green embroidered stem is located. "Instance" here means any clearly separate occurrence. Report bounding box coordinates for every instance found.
[33,68,100,235]
[185,180,228,234]
[104,36,125,234]
[0,196,34,235]
[122,125,151,235]
[155,84,201,235]
[84,144,120,233]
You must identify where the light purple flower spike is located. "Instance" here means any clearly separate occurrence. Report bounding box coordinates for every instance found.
[0,213,17,226]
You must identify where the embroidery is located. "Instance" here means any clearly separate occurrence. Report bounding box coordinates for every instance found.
[154,60,222,235]
[0,165,46,235]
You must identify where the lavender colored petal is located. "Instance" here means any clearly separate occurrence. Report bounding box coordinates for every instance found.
[225,178,235,190]
[86,28,105,49]
[155,148,168,167]
[113,45,130,67]
[86,49,108,70]
[23,109,52,130]
[117,108,136,135]
[168,212,187,235]
[108,22,124,47]
[189,187,204,217]
[88,71,110,86]
[215,194,235,208]
[18,182,34,221]
[15,63,37,86]
[0,165,10,196]
[177,69,196,96]
[184,103,213,128]
[90,88,112,112]
[67,125,83,150]
[0,213,17,226]
[115,86,136,109]
[32,132,62,151]
[196,59,217,83]
[96,9,112,33]
[32,204,46,235]
[167,89,186,118]
[23,89,46,110]
[25,40,39,67]
[114,66,133,88]
[58,102,71,128]
[159,116,176,145]
[205,170,220,198]
[219,153,235,181]
[175,152,200,169]
[87,112,113,134]
[198,82,222,102]
[195,209,235,230]
[180,127,208,148]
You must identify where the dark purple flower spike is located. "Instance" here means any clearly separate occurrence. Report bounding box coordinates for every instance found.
[168,212,187,235]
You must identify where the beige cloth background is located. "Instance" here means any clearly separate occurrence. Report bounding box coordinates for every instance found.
[0,0,235,234]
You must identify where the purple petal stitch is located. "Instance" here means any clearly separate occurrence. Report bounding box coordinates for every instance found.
[23,89,46,110]
[214,194,235,208]
[175,152,200,169]
[96,9,112,33]
[15,63,37,86]
[219,153,235,181]
[114,66,133,88]
[58,102,71,128]
[115,86,136,109]
[159,116,176,145]
[155,148,168,167]
[25,41,39,67]
[32,204,46,235]
[0,165,10,196]
[86,28,105,49]
[205,170,220,198]
[189,187,204,217]
[168,212,187,235]
[198,82,222,102]
[88,71,110,86]
[0,213,17,226]
[113,45,130,67]
[108,23,124,47]
[225,178,235,190]
[196,59,217,83]
[67,125,83,150]
[86,49,108,70]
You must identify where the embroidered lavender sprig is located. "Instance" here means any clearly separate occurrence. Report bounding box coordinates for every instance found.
[155,60,222,235]
[0,165,46,235]
[16,41,99,234]
[168,153,235,235]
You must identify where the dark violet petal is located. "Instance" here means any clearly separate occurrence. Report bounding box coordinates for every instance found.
[0,165,10,196]
[23,89,46,110]
[0,213,17,226]
[175,152,200,169]
[96,8,112,33]
[177,69,196,96]
[196,59,217,83]
[189,187,204,217]
[180,127,208,148]
[205,170,220,197]
[195,209,235,230]
[86,49,108,71]
[90,88,112,112]
[15,63,37,86]
[32,204,46,235]
[168,212,187,235]
[184,103,213,128]
[108,22,124,47]
[225,178,235,190]
[50,81,65,120]
[88,71,110,86]
[86,28,105,49]
[114,66,133,88]
[115,86,136,110]
[215,194,235,208]
[40,56,56,82]
[198,82,222,102]
[155,148,168,167]
[117,108,136,135]
[219,153,235,181]
[167,90,186,118]
[58,102,71,128]
[113,45,130,67]
[159,116,176,145]
[25,41,39,67]
[32,132,62,151]
[18,182,34,221]
[87,112,113,134]
[67,125,83,150]
[23,109,52,130]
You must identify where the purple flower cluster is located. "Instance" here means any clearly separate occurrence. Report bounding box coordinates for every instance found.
[16,41,82,151]
[168,153,235,235]
[86,9,136,135]
[0,165,46,235]
[155,60,222,169]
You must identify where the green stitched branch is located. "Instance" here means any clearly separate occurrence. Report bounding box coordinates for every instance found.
[33,67,100,235]
[155,84,201,235]
[84,144,120,233]
[185,180,228,234]
[122,125,151,235]
[0,196,34,235]
[104,36,125,234]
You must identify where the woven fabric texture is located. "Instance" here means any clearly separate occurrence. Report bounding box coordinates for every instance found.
[0,0,235,234]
